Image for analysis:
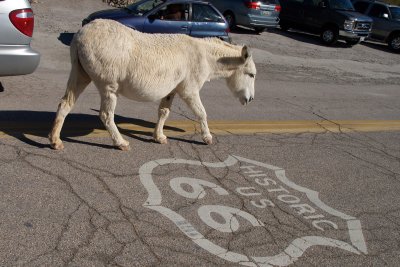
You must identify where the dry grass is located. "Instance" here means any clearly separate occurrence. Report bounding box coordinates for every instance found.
[103,0,138,7]
[385,0,400,5]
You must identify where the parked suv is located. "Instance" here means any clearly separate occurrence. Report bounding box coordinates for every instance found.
[352,0,400,52]
[279,0,373,46]
[207,0,281,33]
[0,0,40,76]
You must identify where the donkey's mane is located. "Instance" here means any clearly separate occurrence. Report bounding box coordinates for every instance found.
[195,37,243,60]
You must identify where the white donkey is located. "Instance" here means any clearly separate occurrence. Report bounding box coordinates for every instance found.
[49,19,256,151]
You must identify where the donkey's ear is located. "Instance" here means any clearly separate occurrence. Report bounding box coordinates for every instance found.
[241,45,252,62]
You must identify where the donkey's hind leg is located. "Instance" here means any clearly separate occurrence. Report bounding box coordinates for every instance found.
[153,93,175,144]
[99,87,130,151]
[49,63,91,150]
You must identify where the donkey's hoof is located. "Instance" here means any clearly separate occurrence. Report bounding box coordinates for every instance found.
[118,144,131,151]
[203,135,213,145]
[155,136,168,144]
[50,142,64,150]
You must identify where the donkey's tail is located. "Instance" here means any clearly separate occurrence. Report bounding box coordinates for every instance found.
[63,35,91,105]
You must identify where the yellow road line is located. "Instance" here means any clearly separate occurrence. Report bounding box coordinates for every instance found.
[1,120,400,139]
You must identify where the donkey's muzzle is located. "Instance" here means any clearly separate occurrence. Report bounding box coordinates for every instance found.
[240,95,254,106]
[245,96,254,105]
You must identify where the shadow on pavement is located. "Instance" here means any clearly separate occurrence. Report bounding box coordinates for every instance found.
[230,26,259,35]
[361,41,395,53]
[232,26,351,48]
[271,28,351,48]
[58,32,75,46]
[0,110,202,149]
[275,29,350,49]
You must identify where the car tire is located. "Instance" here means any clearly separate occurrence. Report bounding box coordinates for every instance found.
[254,27,266,34]
[320,26,338,46]
[345,38,361,46]
[279,20,290,31]
[388,33,400,52]
[224,11,236,30]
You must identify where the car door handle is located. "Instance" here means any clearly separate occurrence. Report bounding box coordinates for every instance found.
[181,26,188,29]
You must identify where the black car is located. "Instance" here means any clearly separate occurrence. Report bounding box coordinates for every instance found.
[279,0,373,46]
[352,0,400,52]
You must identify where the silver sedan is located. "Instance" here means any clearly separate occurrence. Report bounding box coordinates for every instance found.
[0,0,40,76]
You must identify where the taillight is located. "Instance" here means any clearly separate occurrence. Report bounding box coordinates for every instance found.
[275,5,281,12]
[245,1,261,10]
[9,9,34,37]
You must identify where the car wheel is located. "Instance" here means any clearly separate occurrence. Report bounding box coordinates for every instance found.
[279,20,290,31]
[388,33,400,52]
[320,26,338,45]
[224,11,236,30]
[254,27,266,34]
[345,38,361,46]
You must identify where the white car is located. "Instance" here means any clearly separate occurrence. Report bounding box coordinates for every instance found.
[0,0,40,76]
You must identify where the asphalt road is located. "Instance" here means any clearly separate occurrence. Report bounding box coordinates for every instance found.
[1,0,400,266]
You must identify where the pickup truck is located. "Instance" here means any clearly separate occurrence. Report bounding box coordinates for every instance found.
[352,0,400,52]
[279,0,373,46]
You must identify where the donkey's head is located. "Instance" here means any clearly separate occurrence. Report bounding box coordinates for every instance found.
[226,46,256,106]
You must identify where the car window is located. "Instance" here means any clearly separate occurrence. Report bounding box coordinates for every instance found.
[286,0,304,3]
[304,0,326,7]
[328,0,354,10]
[192,4,224,23]
[353,1,369,13]
[368,4,389,18]
[389,7,400,20]
[127,0,166,15]
[157,3,189,21]
[259,0,280,4]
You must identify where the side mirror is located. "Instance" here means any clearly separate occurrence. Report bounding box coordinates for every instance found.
[147,14,158,21]
[383,13,389,19]
[318,1,327,8]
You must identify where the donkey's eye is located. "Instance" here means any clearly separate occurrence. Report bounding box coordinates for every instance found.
[248,73,255,78]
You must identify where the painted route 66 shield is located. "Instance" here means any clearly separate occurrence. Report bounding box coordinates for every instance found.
[139,155,367,266]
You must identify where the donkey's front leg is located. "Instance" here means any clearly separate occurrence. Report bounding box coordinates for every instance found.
[181,92,212,145]
[99,90,130,151]
[154,93,175,144]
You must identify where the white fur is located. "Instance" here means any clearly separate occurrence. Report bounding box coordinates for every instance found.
[49,19,256,150]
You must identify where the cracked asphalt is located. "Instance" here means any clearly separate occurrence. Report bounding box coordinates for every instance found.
[1,0,400,266]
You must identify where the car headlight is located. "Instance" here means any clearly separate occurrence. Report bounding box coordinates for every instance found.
[344,20,355,31]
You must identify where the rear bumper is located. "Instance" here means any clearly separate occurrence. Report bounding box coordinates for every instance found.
[0,45,40,76]
[238,14,280,28]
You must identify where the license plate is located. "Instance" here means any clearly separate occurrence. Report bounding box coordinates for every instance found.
[261,11,271,16]
[360,37,365,41]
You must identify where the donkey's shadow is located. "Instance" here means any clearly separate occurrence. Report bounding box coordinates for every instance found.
[0,110,203,149]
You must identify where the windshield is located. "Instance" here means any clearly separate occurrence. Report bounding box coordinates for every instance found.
[328,0,354,11]
[126,0,166,15]
[390,7,400,20]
